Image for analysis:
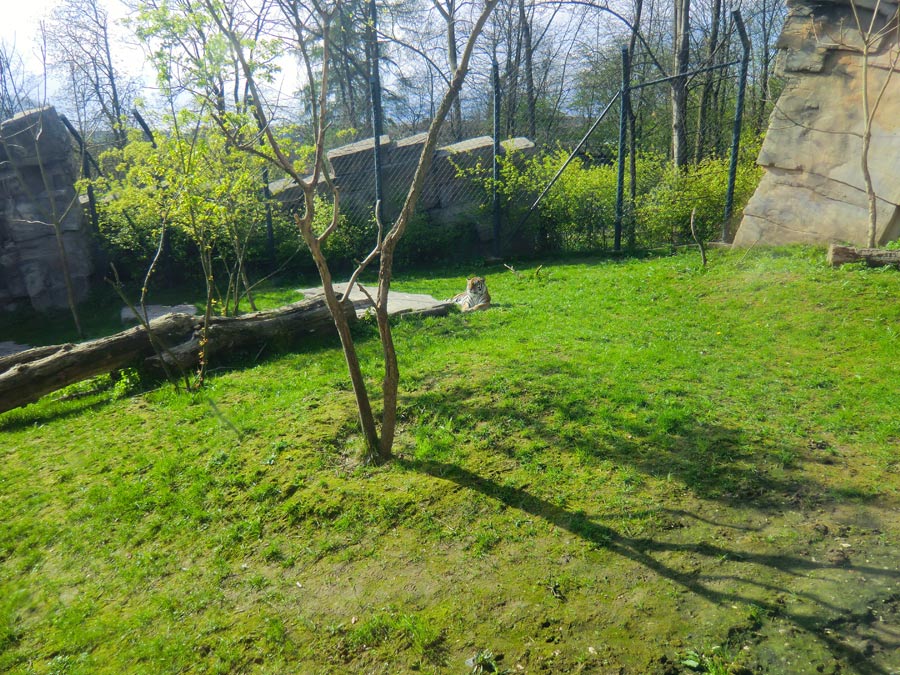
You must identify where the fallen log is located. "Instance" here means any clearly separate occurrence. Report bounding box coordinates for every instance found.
[0,298,354,415]
[147,297,351,370]
[0,344,69,375]
[0,312,198,414]
[827,244,900,268]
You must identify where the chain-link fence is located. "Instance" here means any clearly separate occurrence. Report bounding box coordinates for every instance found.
[285,9,760,267]
[242,0,775,278]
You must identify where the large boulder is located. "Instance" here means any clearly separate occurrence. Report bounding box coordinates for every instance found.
[733,0,900,246]
[0,107,94,313]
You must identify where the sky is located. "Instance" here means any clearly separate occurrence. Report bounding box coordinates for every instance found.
[2,0,300,112]
[2,0,64,47]
[2,0,149,84]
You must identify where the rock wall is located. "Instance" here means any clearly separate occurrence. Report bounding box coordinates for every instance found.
[273,132,534,245]
[0,107,94,312]
[734,0,900,246]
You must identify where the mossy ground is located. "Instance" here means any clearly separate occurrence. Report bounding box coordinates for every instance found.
[1,247,899,674]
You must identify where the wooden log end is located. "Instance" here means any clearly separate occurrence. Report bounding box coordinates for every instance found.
[828,244,900,268]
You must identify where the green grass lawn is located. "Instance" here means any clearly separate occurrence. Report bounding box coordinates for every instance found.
[2,247,899,674]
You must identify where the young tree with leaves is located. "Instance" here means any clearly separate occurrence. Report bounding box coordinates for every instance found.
[849,0,900,247]
[133,0,498,461]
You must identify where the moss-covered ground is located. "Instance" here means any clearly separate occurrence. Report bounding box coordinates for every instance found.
[1,247,899,674]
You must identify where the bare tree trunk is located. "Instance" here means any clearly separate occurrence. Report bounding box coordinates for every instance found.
[505,14,521,138]
[208,0,498,463]
[50,222,84,338]
[95,2,126,147]
[627,0,643,246]
[850,1,900,247]
[694,0,720,163]
[7,106,85,338]
[433,0,464,140]
[519,0,536,139]
[860,46,878,247]
[756,0,774,133]
[372,0,499,462]
[672,0,691,168]
[297,200,382,455]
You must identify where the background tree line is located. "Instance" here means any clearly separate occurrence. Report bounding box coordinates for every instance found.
[0,0,787,278]
[2,0,787,164]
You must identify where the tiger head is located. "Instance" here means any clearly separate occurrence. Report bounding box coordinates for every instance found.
[467,276,487,296]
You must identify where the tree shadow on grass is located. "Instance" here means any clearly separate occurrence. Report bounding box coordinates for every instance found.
[403,378,846,513]
[0,394,113,433]
[401,458,900,675]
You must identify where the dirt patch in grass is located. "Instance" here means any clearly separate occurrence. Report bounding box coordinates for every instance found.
[264,449,898,674]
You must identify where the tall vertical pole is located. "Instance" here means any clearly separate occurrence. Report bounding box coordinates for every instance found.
[262,163,275,270]
[723,9,750,242]
[492,58,502,259]
[59,114,100,234]
[246,98,276,270]
[369,0,385,224]
[614,45,630,252]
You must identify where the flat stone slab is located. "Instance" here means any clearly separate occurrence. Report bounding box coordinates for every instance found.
[297,283,452,318]
[121,304,199,325]
[0,341,30,357]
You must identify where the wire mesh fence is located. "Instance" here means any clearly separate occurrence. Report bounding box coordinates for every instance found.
[227,0,781,280]
[283,8,763,268]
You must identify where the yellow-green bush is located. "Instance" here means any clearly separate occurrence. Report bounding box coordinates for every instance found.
[495,139,762,252]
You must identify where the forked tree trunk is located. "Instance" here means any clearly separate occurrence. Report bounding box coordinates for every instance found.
[860,42,878,248]
[207,0,498,464]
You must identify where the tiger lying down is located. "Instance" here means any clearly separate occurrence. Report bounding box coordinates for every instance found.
[450,276,491,312]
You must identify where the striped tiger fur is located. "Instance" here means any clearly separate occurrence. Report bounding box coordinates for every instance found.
[450,276,491,312]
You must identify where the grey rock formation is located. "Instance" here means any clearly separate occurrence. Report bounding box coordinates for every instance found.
[296,283,452,319]
[734,0,900,246]
[0,107,94,312]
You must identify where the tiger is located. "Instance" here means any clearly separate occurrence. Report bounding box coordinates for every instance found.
[450,276,491,312]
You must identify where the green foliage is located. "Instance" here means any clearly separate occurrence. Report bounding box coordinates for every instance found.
[394,211,479,268]
[679,646,743,674]
[469,648,508,674]
[93,121,268,283]
[491,140,761,252]
[496,148,621,251]
[636,152,763,248]
[270,196,347,277]
[111,368,144,400]
[342,609,443,660]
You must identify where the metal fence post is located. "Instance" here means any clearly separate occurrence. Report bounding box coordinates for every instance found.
[723,9,751,242]
[262,164,275,270]
[59,114,100,234]
[369,0,385,224]
[614,45,630,252]
[492,58,502,259]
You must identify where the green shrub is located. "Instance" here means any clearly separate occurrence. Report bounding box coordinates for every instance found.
[491,139,762,253]
[635,154,762,248]
[395,211,479,268]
